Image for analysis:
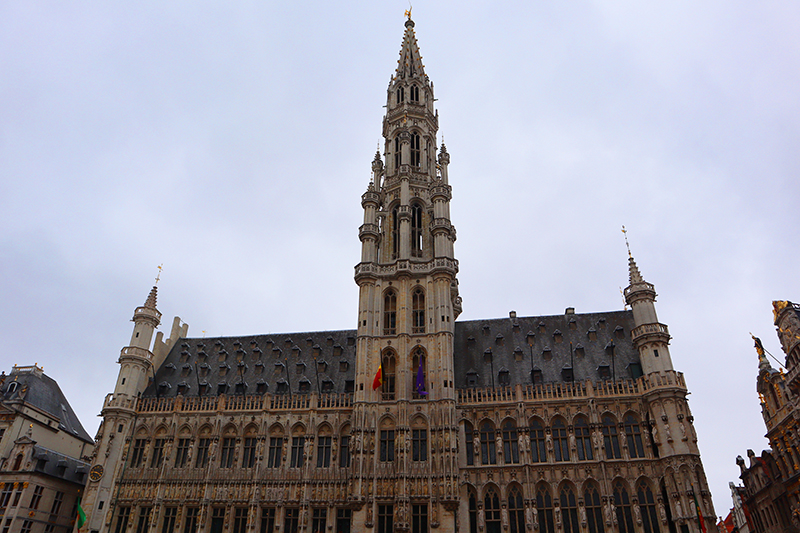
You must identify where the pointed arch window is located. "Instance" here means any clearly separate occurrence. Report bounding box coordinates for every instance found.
[484,487,501,533]
[412,287,425,332]
[384,291,397,335]
[560,485,580,533]
[381,351,396,401]
[410,85,419,102]
[480,422,497,465]
[410,133,421,167]
[502,421,519,464]
[575,417,593,461]
[536,485,555,533]
[391,206,399,259]
[552,419,570,462]
[468,490,478,533]
[412,348,427,398]
[584,484,604,533]
[602,416,621,459]
[508,486,525,533]
[530,419,546,463]
[464,422,475,466]
[411,204,423,258]
[637,481,661,533]
[624,415,645,458]
[397,86,405,104]
[613,482,635,533]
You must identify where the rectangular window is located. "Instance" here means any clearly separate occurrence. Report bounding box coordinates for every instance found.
[135,506,152,533]
[260,508,276,533]
[339,436,351,468]
[50,491,64,515]
[284,508,300,533]
[175,438,191,468]
[412,504,429,533]
[130,438,146,467]
[1,518,10,533]
[268,437,283,468]
[162,506,178,533]
[377,505,394,533]
[220,437,236,468]
[412,429,427,462]
[233,507,249,533]
[336,509,352,533]
[19,520,32,533]
[183,507,199,533]
[210,507,225,533]
[0,484,13,507]
[312,508,327,533]
[242,437,257,468]
[317,436,332,467]
[114,505,131,533]
[44,525,55,533]
[29,485,44,510]
[150,438,165,468]
[11,485,22,507]
[290,437,305,468]
[196,438,210,468]
[380,430,395,462]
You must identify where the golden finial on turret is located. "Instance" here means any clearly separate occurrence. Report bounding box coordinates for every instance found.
[155,264,163,284]
[621,225,631,258]
[405,5,412,20]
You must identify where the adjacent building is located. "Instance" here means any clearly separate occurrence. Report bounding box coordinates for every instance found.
[734,301,800,533]
[79,16,716,533]
[0,364,94,533]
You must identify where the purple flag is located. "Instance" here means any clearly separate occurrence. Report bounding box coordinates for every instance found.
[416,360,428,395]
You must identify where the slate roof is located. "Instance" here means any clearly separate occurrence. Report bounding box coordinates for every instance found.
[144,309,641,398]
[30,444,90,486]
[0,367,93,443]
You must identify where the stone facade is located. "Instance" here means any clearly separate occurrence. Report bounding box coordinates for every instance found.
[78,16,716,533]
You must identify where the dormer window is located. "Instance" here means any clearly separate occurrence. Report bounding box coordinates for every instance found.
[498,369,510,386]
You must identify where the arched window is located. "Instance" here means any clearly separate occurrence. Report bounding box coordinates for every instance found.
[636,481,661,533]
[464,422,475,466]
[552,419,570,462]
[484,487,501,533]
[508,485,525,533]
[379,419,395,462]
[397,86,405,104]
[536,485,555,533]
[411,205,423,258]
[583,484,604,533]
[624,415,645,459]
[468,490,478,533]
[12,453,23,471]
[602,416,621,459]
[412,287,425,333]
[575,417,593,461]
[480,422,497,465]
[381,351,396,401]
[613,482,635,533]
[410,133,421,167]
[410,85,419,102]
[391,206,399,259]
[384,291,397,335]
[559,485,580,533]
[502,421,519,464]
[412,348,427,398]
[411,417,428,462]
[530,419,546,463]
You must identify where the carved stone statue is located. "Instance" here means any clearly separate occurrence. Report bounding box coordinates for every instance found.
[579,505,587,525]
[604,502,613,526]
[554,505,562,527]
[633,503,642,525]
[658,502,667,524]
[674,498,683,518]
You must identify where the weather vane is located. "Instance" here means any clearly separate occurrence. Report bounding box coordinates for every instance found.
[155,264,163,284]
[621,226,631,258]
[405,3,412,19]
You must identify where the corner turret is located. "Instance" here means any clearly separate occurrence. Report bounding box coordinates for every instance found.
[623,254,674,374]
[114,285,161,398]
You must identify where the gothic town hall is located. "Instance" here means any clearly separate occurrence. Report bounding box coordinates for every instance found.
[79,16,716,533]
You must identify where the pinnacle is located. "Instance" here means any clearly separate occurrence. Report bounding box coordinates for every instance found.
[144,285,158,310]
[628,256,644,285]
[395,18,425,79]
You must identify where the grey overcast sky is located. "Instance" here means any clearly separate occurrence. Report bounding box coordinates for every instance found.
[2,1,798,517]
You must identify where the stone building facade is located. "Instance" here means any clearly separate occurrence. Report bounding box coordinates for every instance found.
[78,16,716,533]
[0,364,95,533]
[734,301,800,532]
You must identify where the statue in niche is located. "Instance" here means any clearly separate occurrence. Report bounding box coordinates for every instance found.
[658,502,667,524]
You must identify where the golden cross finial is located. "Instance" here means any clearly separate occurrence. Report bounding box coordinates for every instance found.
[202,330,207,338]
[155,264,163,284]
[621,226,631,258]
